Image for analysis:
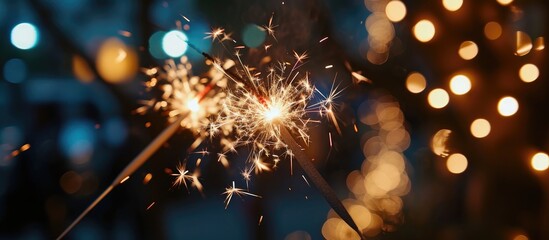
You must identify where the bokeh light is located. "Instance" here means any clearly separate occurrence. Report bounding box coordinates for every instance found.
[531,152,549,171]
[449,74,471,95]
[458,41,478,60]
[516,31,532,56]
[60,171,82,194]
[96,38,138,83]
[413,20,435,42]
[519,63,539,83]
[406,72,427,93]
[72,55,95,83]
[534,37,545,50]
[442,0,463,11]
[10,23,39,50]
[513,234,529,240]
[497,0,514,6]
[385,1,407,22]
[3,58,27,84]
[497,96,519,117]
[446,153,468,174]
[431,129,451,157]
[242,24,266,48]
[484,22,502,40]
[428,88,449,109]
[470,118,491,138]
[162,30,189,58]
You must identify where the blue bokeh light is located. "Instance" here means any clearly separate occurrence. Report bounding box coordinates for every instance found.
[10,23,39,50]
[59,120,96,165]
[242,24,266,48]
[3,59,27,84]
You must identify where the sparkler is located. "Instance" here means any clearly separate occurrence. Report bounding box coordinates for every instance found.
[213,48,364,237]
[58,57,227,239]
[223,181,262,209]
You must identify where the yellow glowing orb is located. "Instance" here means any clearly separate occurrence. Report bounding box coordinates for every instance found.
[484,22,502,40]
[470,118,491,138]
[531,152,549,171]
[497,0,514,6]
[413,20,435,43]
[428,88,449,109]
[96,38,138,83]
[443,0,463,11]
[447,153,468,174]
[458,41,478,60]
[449,74,471,95]
[385,1,407,22]
[406,72,427,94]
[519,63,539,83]
[497,96,519,117]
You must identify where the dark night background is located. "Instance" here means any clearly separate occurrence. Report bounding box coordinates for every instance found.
[1,0,548,239]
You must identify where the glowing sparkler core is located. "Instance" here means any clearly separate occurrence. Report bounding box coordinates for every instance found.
[264,104,283,122]
[187,98,200,113]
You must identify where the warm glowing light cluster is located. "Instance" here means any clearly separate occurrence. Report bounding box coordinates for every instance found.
[519,63,539,83]
[96,38,138,83]
[458,41,478,60]
[406,72,427,94]
[531,152,549,171]
[484,22,502,40]
[497,0,514,6]
[446,153,468,174]
[428,88,449,109]
[470,118,491,138]
[413,20,435,43]
[449,74,471,95]
[385,1,407,22]
[431,129,451,157]
[497,96,519,117]
[442,0,463,11]
[325,96,411,239]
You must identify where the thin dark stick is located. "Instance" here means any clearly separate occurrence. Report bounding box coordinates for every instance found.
[280,126,365,239]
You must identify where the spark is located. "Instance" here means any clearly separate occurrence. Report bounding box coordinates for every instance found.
[171,162,204,194]
[193,149,210,156]
[241,167,253,188]
[328,132,333,147]
[319,36,329,43]
[205,28,225,41]
[120,176,130,184]
[146,202,155,210]
[325,65,333,69]
[223,181,261,209]
[302,175,310,186]
[118,30,132,37]
[258,215,264,226]
[262,14,278,40]
[180,15,191,22]
[143,173,153,184]
[252,157,271,174]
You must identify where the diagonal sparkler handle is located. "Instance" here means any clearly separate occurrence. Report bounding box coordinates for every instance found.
[57,113,188,239]
[110,113,188,186]
[56,186,113,240]
[280,127,365,239]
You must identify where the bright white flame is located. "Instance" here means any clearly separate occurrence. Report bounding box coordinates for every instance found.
[187,98,200,112]
[265,106,282,121]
